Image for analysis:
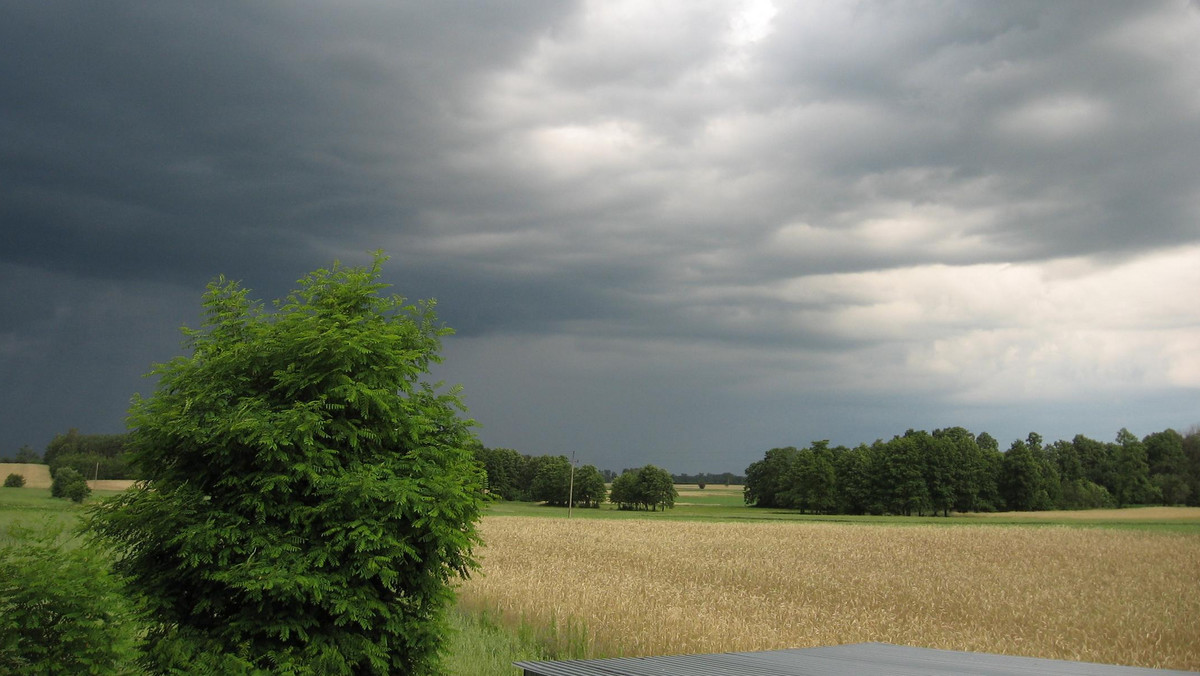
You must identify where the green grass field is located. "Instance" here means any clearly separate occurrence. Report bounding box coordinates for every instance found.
[0,487,92,543]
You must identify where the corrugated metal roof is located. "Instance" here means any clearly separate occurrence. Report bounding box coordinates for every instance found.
[514,643,1200,676]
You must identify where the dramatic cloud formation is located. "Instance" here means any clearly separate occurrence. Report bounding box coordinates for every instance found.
[2,1,1198,472]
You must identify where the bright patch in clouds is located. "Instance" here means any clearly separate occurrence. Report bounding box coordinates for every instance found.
[996,95,1112,141]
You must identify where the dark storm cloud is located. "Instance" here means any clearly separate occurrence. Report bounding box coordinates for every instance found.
[1,1,577,287]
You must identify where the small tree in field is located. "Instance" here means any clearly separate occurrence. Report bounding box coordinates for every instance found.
[3,474,24,488]
[50,467,90,502]
[87,255,484,675]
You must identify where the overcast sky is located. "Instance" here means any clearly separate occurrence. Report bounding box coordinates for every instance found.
[3,1,1198,473]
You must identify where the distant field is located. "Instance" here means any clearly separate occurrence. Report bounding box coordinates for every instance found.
[459,516,1200,671]
[0,464,136,492]
[0,463,52,488]
[0,488,88,541]
[673,484,745,506]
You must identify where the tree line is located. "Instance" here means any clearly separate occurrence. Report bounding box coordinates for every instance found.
[745,426,1200,515]
[471,446,677,511]
[670,471,745,487]
[1,429,135,480]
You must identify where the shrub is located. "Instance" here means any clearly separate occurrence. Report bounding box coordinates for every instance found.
[0,526,142,674]
[50,467,90,503]
[3,474,24,488]
[87,256,484,675]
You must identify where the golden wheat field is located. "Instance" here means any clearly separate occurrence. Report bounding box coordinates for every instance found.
[458,517,1200,670]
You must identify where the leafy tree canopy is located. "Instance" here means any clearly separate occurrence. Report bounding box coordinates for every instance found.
[86,255,484,675]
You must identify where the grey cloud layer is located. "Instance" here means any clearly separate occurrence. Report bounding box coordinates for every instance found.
[2,1,1198,466]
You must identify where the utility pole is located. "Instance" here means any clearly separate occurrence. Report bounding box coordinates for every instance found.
[567,451,576,519]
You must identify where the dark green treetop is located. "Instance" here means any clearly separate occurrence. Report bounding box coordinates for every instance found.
[86,255,484,675]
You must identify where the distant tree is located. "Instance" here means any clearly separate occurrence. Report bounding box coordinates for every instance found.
[85,256,483,675]
[1143,429,1189,505]
[43,431,133,480]
[50,467,89,503]
[42,428,82,468]
[1049,439,1114,509]
[636,465,677,511]
[531,456,572,506]
[572,464,607,508]
[609,466,676,511]
[4,445,42,464]
[881,434,929,516]
[1047,439,1083,485]
[744,447,797,508]
[3,474,24,488]
[976,432,999,454]
[913,431,955,517]
[1145,429,1185,476]
[934,427,988,513]
[1111,428,1156,507]
[779,442,837,514]
[609,471,638,509]
[1027,435,1061,510]
[1001,440,1040,511]
[834,444,874,515]
[1182,426,1200,507]
[474,446,526,501]
[1073,434,1114,492]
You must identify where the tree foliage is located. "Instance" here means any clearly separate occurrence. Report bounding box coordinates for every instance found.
[86,256,484,675]
[0,527,142,675]
[571,464,608,508]
[471,447,612,507]
[610,465,676,511]
[44,430,135,480]
[50,467,90,503]
[3,474,24,488]
[0,445,41,463]
[745,426,1200,515]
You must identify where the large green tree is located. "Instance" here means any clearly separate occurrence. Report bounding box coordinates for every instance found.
[86,256,483,675]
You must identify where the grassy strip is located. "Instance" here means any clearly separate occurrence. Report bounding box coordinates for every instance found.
[483,497,1200,532]
[446,605,586,675]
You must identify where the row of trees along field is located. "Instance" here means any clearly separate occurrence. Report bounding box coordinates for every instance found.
[1,429,135,480]
[670,471,746,487]
[470,446,678,510]
[745,426,1200,515]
